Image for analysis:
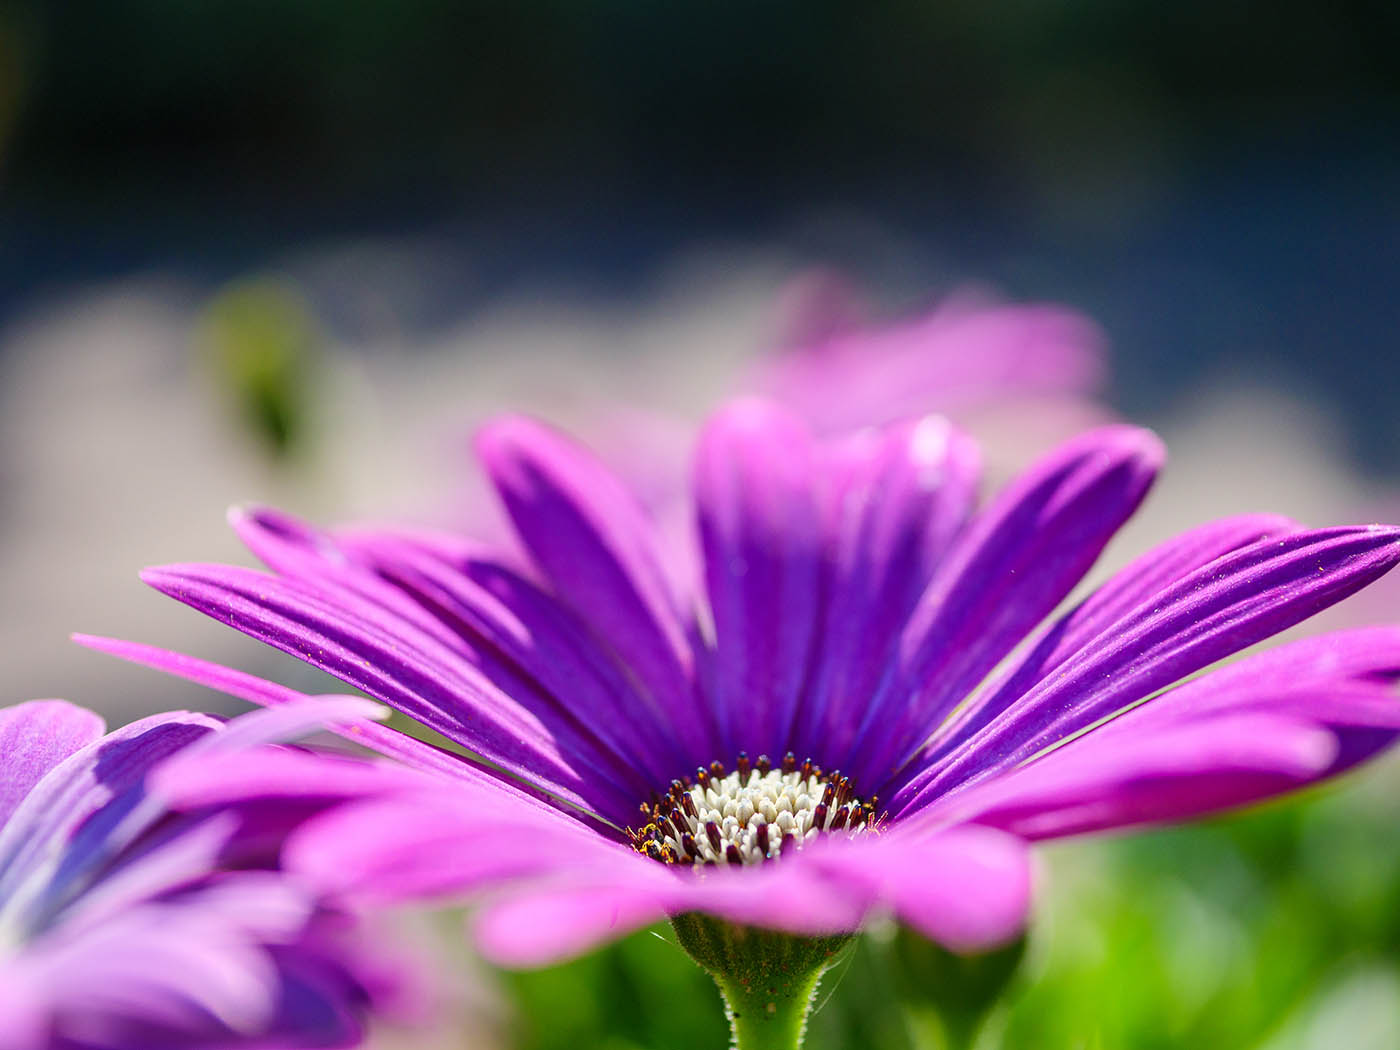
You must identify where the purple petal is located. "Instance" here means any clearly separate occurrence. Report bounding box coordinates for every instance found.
[0,700,105,827]
[0,975,44,1050]
[694,399,823,755]
[16,876,356,1050]
[472,856,865,968]
[1100,630,1400,780]
[895,513,1298,793]
[805,825,1031,951]
[471,824,1030,967]
[471,879,673,968]
[333,535,690,785]
[903,525,1400,811]
[1110,626,1400,729]
[0,712,219,915]
[139,563,642,822]
[284,787,631,904]
[153,748,424,810]
[53,814,243,938]
[752,298,1106,434]
[477,415,714,754]
[848,425,1164,787]
[72,635,595,830]
[796,416,981,757]
[937,713,1338,840]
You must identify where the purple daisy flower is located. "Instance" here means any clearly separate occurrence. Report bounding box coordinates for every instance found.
[79,401,1400,1044]
[0,693,421,1050]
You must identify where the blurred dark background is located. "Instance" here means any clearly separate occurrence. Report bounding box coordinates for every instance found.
[3,0,1398,461]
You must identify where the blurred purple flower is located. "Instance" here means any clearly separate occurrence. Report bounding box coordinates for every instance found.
[452,277,1110,560]
[752,276,1108,436]
[0,694,423,1049]
[81,401,1400,968]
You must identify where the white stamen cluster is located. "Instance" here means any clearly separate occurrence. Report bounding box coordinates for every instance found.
[631,756,877,867]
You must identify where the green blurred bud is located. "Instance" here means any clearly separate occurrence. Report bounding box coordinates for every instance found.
[888,923,1026,1050]
[198,277,319,459]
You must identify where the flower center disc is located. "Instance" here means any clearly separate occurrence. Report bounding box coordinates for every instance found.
[629,752,880,867]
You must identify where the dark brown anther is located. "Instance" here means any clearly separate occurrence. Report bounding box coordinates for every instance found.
[681,792,698,819]
[696,766,710,790]
[755,822,770,855]
[820,782,836,807]
[781,751,797,774]
[645,841,664,861]
[830,806,849,831]
[725,843,742,865]
[705,821,722,852]
[737,751,751,781]
[756,753,772,775]
[800,757,814,780]
[680,831,700,859]
[669,808,685,833]
[709,759,726,779]
[813,802,828,830]
[655,813,676,839]
[836,777,852,808]
[669,778,686,801]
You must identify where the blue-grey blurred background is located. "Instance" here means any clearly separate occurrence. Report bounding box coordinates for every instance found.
[4,0,1398,718]
[3,6,1400,1047]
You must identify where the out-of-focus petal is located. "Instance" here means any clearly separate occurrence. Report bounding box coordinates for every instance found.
[0,711,218,915]
[284,788,627,905]
[807,826,1032,952]
[752,298,1106,434]
[0,700,105,827]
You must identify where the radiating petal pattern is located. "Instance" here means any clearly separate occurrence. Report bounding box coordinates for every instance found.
[88,396,1400,976]
[849,425,1164,787]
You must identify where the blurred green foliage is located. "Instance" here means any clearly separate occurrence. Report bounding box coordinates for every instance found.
[501,759,1400,1049]
[197,278,319,459]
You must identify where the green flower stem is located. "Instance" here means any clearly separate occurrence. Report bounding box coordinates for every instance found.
[671,913,853,1050]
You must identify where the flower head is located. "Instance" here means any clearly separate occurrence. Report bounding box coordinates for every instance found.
[0,694,423,1049]
[83,401,1400,968]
